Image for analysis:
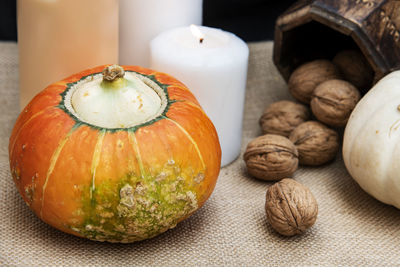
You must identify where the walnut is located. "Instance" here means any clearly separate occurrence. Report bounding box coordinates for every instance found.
[289,121,339,166]
[288,59,341,104]
[333,49,374,92]
[265,178,318,236]
[243,134,298,181]
[259,100,310,137]
[311,79,360,127]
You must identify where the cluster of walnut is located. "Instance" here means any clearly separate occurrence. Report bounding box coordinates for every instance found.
[244,117,327,236]
[243,49,373,237]
[247,104,340,180]
[289,50,372,127]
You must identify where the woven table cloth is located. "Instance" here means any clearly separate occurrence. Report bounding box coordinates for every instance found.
[1,41,399,266]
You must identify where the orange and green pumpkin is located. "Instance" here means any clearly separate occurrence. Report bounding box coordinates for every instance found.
[9,65,221,243]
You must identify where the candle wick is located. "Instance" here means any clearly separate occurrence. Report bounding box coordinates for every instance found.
[199,38,204,44]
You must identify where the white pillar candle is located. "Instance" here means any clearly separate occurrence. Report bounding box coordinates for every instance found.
[119,0,202,67]
[150,26,249,167]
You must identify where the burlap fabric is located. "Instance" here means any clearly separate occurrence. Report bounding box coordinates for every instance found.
[1,41,400,266]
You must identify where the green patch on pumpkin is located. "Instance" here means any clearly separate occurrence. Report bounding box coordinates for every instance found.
[69,163,199,243]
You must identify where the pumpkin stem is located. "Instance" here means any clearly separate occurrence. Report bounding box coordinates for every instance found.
[102,65,125,82]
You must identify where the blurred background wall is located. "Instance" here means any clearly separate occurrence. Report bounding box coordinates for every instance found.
[0,0,294,42]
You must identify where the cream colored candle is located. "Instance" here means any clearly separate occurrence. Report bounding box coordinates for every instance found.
[17,0,119,110]
[119,0,202,67]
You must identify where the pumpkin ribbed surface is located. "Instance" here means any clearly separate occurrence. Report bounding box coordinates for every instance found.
[9,65,221,243]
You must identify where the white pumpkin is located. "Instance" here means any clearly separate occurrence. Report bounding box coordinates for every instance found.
[343,71,400,209]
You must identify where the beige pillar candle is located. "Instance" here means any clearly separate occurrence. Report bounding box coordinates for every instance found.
[17,0,119,110]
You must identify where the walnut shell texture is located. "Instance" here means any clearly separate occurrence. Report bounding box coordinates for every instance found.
[333,49,374,92]
[265,178,318,236]
[243,134,298,181]
[289,121,339,166]
[288,60,341,104]
[259,100,310,137]
[311,79,360,127]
